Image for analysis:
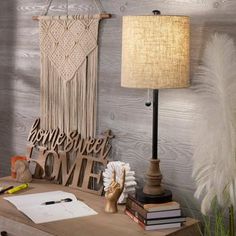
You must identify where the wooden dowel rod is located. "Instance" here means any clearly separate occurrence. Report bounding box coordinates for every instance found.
[32,13,111,21]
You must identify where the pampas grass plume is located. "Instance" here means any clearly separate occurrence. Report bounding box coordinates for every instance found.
[192,33,236,214]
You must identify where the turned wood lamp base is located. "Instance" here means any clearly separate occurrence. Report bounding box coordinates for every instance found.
[136,158,172,204]
[143,159,164,195]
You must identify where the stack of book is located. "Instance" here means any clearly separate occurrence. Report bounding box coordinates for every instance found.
[125,194,186,231]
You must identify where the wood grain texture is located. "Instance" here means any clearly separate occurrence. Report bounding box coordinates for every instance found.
[0,0,236,220]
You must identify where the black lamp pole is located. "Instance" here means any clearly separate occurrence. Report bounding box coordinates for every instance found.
[152,89,159,160]
[152,10,160,161]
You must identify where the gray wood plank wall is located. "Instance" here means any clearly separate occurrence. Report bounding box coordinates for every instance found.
[0,0,235,219]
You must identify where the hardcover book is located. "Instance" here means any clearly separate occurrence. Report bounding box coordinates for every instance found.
[125,209,181,231]
[126,207,186,225]
[128,194,180,212]
[126,196,181,219]
[144,201,180,212]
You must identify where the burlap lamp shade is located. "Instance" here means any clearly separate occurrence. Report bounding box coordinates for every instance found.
[121,15,190,89]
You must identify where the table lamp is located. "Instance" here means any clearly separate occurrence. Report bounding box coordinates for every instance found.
[121,11,190,203]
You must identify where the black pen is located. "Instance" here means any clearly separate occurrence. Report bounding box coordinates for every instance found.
[42,198,73,205]
[0,186,14,194]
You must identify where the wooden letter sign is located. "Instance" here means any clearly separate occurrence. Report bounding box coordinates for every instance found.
[25,118,113,195]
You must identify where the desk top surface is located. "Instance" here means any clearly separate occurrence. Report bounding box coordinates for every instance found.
[0,177,199,236]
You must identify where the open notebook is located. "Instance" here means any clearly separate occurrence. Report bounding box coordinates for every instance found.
[4,191,97,224]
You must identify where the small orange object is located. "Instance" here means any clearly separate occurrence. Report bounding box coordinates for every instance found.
[11,156,27,178]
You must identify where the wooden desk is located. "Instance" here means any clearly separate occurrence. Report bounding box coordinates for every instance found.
[0,177,200,236]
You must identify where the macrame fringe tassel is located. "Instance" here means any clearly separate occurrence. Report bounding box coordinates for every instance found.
[40,47,98,138]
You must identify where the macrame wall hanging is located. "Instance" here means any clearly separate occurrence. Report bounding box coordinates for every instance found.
[26,1,112,195]
[33,0,111,138]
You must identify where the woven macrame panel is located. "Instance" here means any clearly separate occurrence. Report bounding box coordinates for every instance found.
[39,16,100,137]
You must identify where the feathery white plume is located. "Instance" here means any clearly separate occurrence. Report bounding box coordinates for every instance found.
[192,33,236,215]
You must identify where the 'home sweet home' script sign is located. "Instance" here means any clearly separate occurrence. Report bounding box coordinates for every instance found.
[25,119,113,195]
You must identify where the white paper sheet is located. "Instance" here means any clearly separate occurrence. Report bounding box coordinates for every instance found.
[4,191,97,224]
